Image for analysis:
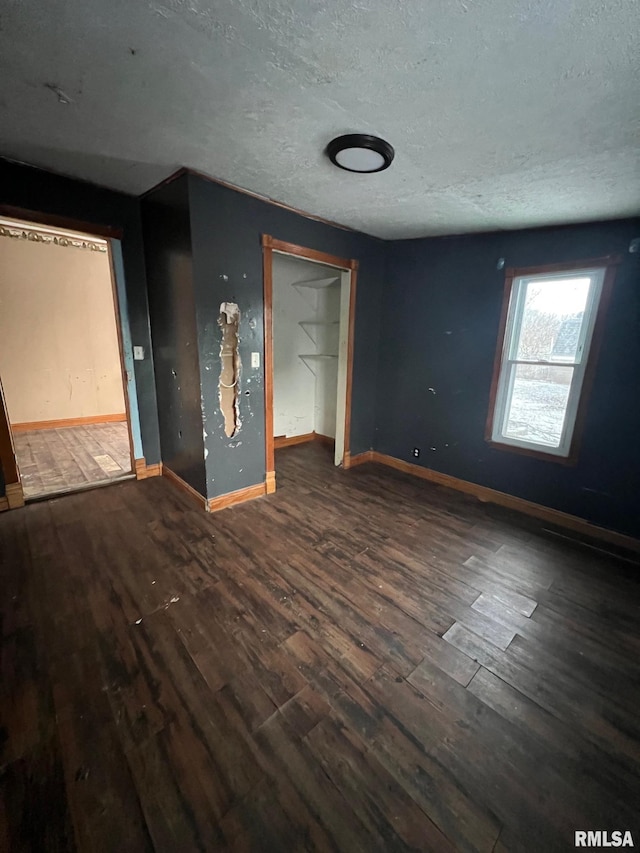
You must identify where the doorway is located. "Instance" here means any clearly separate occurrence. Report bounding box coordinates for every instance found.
[0,215,135,500]
[262,236,357,493]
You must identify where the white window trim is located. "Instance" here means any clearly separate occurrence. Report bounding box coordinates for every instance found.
[491,266,606,457]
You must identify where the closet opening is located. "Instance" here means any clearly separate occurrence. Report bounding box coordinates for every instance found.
[262,236,357,494]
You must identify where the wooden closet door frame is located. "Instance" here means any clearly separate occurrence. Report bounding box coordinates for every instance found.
[262,234,358,494]
[0,205,136,507]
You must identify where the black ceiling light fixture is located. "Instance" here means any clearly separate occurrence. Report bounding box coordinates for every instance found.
[326,133,394,174]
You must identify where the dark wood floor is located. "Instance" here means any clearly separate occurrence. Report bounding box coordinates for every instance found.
[1,442,639,852]
[13,423,132,499]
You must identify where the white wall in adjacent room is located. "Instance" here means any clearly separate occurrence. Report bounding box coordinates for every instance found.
[0,229,125,425]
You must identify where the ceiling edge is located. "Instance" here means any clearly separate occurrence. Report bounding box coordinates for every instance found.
[143,166,381,240]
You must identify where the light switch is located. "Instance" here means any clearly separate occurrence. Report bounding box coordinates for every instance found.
[251,352,260,368]
[133,346,145,360]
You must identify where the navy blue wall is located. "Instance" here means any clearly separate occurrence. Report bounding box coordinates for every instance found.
[142,176,207,496]
[377,219,640,537]
[0,158,161,475]
[188,174,385,498]
[5,158,635,540]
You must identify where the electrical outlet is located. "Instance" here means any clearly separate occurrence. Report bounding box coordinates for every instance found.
[412,447,420,458]
[133,345,145,360]
[251,352,260,368]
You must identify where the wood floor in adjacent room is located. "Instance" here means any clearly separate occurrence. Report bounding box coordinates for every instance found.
[1,442,639,852]
[12,422,132,499]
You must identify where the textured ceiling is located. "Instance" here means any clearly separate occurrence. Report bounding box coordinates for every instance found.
[1,0,639,238]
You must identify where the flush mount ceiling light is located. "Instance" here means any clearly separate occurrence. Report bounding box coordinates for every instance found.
[326,134,394,174]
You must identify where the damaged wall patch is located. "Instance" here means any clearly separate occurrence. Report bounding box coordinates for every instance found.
[218,302,241,438]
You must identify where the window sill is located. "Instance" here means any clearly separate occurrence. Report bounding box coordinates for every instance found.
[485,438,578,466]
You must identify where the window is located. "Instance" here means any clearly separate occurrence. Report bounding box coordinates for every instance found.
[486,259,616,462]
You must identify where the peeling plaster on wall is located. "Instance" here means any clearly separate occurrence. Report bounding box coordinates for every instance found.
[187,169,383,500]
[218,301,241,438]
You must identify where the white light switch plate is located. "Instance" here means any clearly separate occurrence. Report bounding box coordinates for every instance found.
[251,352,260,368]
[133,346,145,360]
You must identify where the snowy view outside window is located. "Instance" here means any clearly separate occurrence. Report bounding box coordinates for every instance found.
[505,278,590,447]
[491,268,605,456]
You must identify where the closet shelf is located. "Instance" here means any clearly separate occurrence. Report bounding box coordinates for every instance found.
[298,353,339,376]
[292,276,340,289]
